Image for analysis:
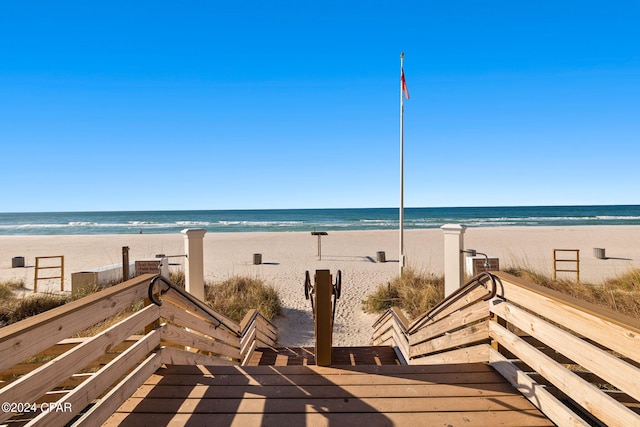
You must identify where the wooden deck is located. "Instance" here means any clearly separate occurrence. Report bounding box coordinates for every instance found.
[105,347,553,427]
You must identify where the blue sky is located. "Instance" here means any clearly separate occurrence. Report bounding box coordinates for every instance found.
[1,1,639,212]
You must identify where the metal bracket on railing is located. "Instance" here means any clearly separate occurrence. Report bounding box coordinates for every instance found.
[478,271,498,301]
[148,275,173,306]
[332,270,342,321]
[304,270,314,315]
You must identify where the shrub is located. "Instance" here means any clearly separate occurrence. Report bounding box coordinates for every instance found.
[205,276,282,323]
[362,269,444,320]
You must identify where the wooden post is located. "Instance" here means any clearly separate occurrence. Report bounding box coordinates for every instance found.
[181,228,207,301]
[314,269,333,367]
[122,246,130,282]
[441,224,467,297]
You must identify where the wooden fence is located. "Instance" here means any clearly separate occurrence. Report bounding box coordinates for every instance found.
[373,271,640,426]
[0,274,277,426]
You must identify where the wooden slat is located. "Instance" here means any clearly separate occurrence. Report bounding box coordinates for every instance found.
[408,285,490,333]
[489,348,589,427]
[411,344,490,365]
[495,272,640,364]
[0,275,152,373]
[27,330,161,426]
[143,370,505,387]
[104,411,552,427]
[410,299,489,345]
[73,352,163,427]
[117,395,540,413]
[157,362,496,376]
[159,301,241,348]
[131,381,520,399]
[253,317,277,344]
[159,346,237,366]
[241,340,258,366]
[410,320,489,358]
[489,320,640,426]
[161,290,240,335]
[160,323,240,360]
[492,300,640,402]
[241,309,277,339]
[0,304,159,424]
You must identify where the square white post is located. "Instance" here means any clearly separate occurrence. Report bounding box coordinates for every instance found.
[181,228,206,301]
[441,224,467,298]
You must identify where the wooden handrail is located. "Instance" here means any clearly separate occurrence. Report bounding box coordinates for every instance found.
[0,270,279,426]
[372,269,640,425]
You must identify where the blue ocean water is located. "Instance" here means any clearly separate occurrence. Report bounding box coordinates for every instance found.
[1,205,639,236]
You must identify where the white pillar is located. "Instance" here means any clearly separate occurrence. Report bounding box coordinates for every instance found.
[181,228,206,301]
[441,224,467,298]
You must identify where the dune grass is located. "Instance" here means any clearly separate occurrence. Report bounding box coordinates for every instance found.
[362,269,444,320]
[504,266,640,319]
[1,270,282,331]
[204,276,282,323]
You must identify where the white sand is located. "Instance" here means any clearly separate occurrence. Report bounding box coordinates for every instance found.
[1,226,639,347]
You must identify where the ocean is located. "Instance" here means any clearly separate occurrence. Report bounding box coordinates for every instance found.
[1,205,639,236]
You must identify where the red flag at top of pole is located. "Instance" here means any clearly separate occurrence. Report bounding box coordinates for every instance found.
[401,68,410,99]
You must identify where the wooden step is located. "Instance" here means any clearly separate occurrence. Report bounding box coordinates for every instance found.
[245,346,402,366]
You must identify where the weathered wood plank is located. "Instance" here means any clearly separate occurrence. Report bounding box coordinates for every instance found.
[0,304,159,424]
[489,347,589,427]
[159,346,237,366]
[131,381,520,399]
[492,300,640,402]
[159,301,241,348]
[160,323,240,360]
[409,299,489,346]
[104,410,552,427]
[411,344,490,365]
[408,285,491,333]
[0,275,152,373]
[118,395,541,413]
[410,320,489,358]
[495,272,640,364]
[490,320,640,426]
[73,352,162,427]
[161,290,240,335]
[156,363,495,376]
[142,370,506,387]
[27,330,161,426]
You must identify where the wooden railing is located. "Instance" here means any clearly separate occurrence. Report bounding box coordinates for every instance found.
[0,274,277,426]
[372,271,640,426]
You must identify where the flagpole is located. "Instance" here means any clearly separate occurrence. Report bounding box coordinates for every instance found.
[399,52,405,276]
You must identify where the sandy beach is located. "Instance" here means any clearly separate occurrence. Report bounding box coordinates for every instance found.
[1,226,639,347]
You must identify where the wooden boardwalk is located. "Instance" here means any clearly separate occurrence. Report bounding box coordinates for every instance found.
[105,347,553,427]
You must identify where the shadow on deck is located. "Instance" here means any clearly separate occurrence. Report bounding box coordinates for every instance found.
[105,348,552,427]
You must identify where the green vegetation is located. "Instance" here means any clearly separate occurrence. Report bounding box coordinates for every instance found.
[362,270,444,320]
[1,271,282,329]
[205,276,282,323]
[0,279,70,327]
[504,267,640,319]
[363,267,640,321]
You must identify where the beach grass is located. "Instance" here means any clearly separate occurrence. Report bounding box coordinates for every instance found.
[504,266,640,319]
[362,269,444,320]
[204,276,282,323]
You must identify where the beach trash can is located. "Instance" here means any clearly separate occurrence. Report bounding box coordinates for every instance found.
[376,251,386,263]
[253,253,262,265]
[12,256,25,268]
[593,248,606,259]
